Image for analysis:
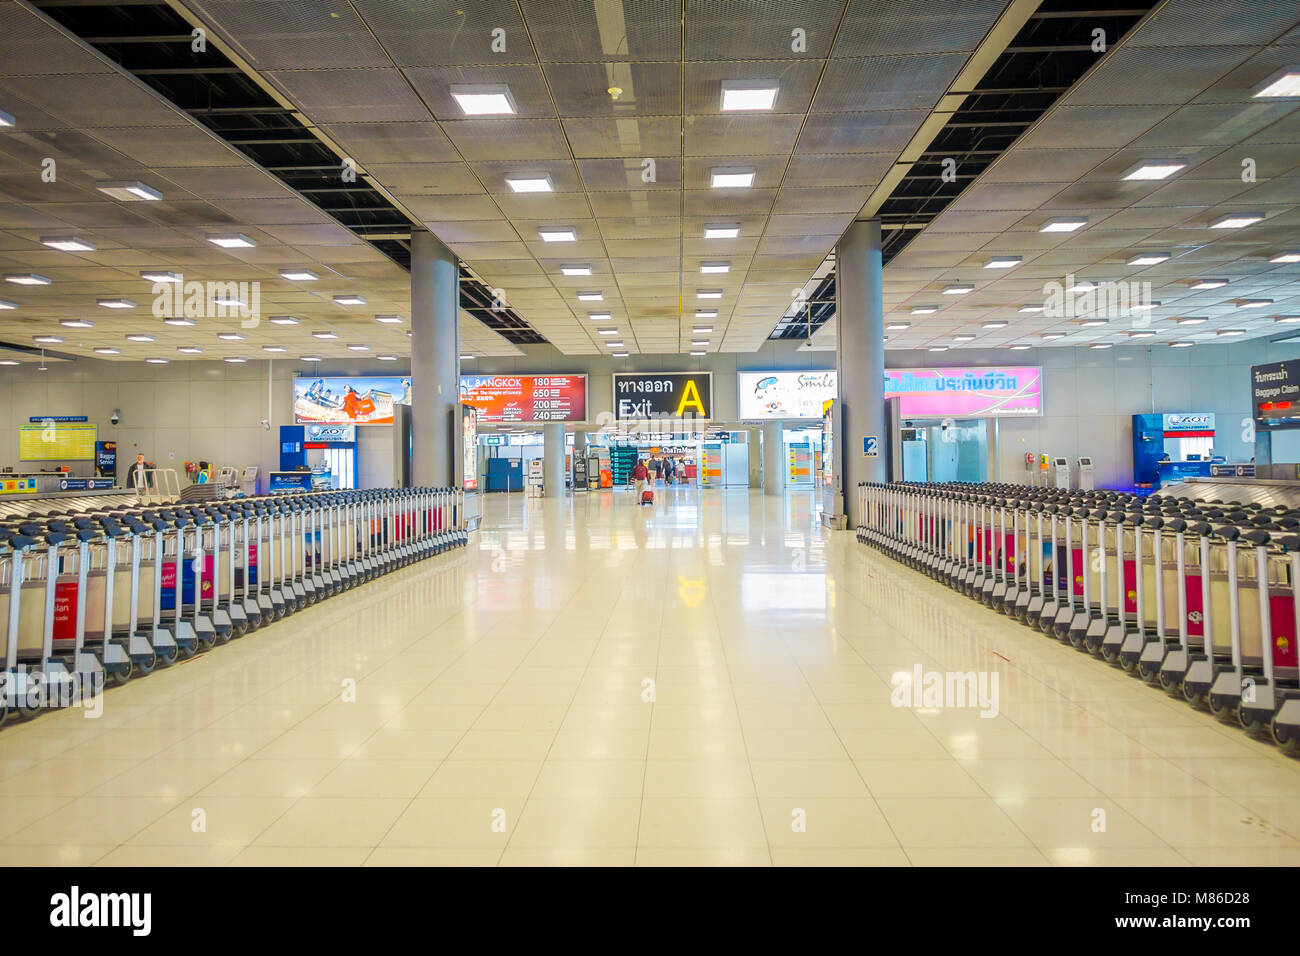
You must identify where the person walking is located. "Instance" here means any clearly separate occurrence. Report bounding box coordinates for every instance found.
[632,459,648,499]
[664,456,675,485]
[650,457,661,485]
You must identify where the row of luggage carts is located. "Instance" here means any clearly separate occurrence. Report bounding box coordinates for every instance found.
[856,480,1300,753]
[0,486,468,726]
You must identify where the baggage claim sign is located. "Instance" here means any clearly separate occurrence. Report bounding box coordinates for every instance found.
[614,372,713,421]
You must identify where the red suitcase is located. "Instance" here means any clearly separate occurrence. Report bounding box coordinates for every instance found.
[641,490,654,505]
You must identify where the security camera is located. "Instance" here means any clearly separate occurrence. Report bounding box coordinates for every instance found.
[260,419,271,431]
[110,409,121,426]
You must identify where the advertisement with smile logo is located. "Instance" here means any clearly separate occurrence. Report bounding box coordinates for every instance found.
[613,373,713,420]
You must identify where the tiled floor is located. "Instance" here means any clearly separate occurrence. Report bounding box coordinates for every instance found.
[3,485,1299,866]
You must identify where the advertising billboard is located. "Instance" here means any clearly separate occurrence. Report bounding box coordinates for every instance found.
[884,366,1042,418]
[739,371,836,419]
[459,374,587,423]
[1253,361,1300,430]
[613,372,713,420]
[293,376,409,425]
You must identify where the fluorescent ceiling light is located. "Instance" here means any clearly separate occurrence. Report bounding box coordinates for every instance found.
[704,224,740,239]
[606,341,624,348]
[177,346,203,354]
[1066,279,1097,292]
[145,358,168,365]
[691,340,710,346]
[270,316,300,325]
[710,167,755,189]
[1128,330,1157,338]
[943,284,973,294]
[911,306,938,314]
[1210,212,1264,229]
[459,354,474,360]
[163,317,193,326]
[1188,278,1227,289]
[262,345,286,353]
[1237,299,1272,308]
[697,290,722,299]
[720,81,778,112]
[612,352,628,358]
[983,321,1008,329]
[597,328,619,335]
[693,326,713,334]
[1009,344,1032,350]
[1275,316,1300,324]
[1122,160,1185,181]
[1270,251,1300,264]
[1252,67,1300,99]
[33,336,63,345]
[97,298,135,309]
[216,332,244,341]
[5,273,50,285]
[1217,329,1245,336]
[223,357,247,363]
[60,319,93,328]
[96,180,162,201]
[505,173,553,193]
[560,265,591,276]
[41,236,95,252]
[928,346,948,352]
[346,344,369,351]
[377,355,398,361]
[538,227,576,242]
[984,256,1021,269]
[1041,332,1066,340]
[1081,318,1108,327]
[885,322,910,331]
[211,295,244,307]
[279,269,318,281]
[588,312,611,321]
[695,310,717,318]
[1129,301,1160,311]
[450,84,517,115]
[0,299,15,310]
[1090,343,1112,349]
[577,291,603,301]
[0,110,13,128]
[1169,341,1194,348]
[1041,217,1087,232]
[333,294,365,305]
[93,347,120,355]
[206,233,254,248]
[1127,252,1169,265]
[699,261,730,273]
[140,270,181,283]
[312,331,338,339]
[953,334,976,342]
[1175,316,1208,325]
[1019,305,1044,313]
[375,314,403,324]
[300,355,322,362]
[125,334,154,342]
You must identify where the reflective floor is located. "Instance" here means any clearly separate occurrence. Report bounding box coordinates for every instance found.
[3,485,1299,866]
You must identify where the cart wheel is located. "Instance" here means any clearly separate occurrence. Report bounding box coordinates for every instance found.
[232,622,248,638]
[1099,643,1119,665]
[197,634,216,653]
[158,644,180,667]
[1207,696,1232,720]
[1270,719,1297,754]
[106,659,133,686]
[178,642,197,661]
[1068,630,1086,649]
[1158,671,1180,694]
[1238,707,1264,736]
[1137,661,1159,682]
[1119,654,1138,673]
[1182,683,1204,708]
[134,653,157,677]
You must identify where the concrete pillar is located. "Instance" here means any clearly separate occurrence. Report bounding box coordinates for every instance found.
[762,420,784,495]
[837,219,886,525]
[747,426,761,487]
[544,422,566,497]
[410,229,460,487]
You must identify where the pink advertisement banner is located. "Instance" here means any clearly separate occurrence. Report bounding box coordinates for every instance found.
[884,367,1042,418]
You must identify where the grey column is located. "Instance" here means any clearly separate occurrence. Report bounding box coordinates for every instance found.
[544,422,566,497]
[762,420,784,495]
[837,219,886,526]
[410,229,459,487]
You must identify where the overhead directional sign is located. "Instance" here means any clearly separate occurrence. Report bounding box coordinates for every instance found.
[613,372,713,420]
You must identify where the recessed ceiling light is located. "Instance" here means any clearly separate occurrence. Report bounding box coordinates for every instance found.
[612,352,629,358]
[943,284,974,295]
[983,321,1008,329]
[5,273,50,285]
[539,227,576,242]
[1041,332,1066,340]
[1217,328,1245,336]
[333,294,365,305]
[0,299,16,310]
[700,261,730,273]
[691,340,710,346]
[1188,278,1228,290]
[885,322,910,331]
[560,265,592,276]
[177,346,203,354]
[697,290,722,299]
[210,294,244,308]
[377,354,398,361]
[163,317,195,326]
[1175,316,1209,325]
[270,315,300,326]
[1252,66,1300,99]
[41,236,95,252]
[1210,212,1264,229]
[216,332,244,341]
[597,328,619,335]
[125,334,154,343]
[206,233,254,248]
[505,173,553,193]
[299,355,322,362]
[1275,316,1300,324]
[1018,305,1045,313]
[1090,343,1113,349]
[1237,299,1272,308]
[459,354,474,360]
[140,270,182,283]
[1081,318,1108,327]
[720,81,779,112]
[450,84,517,115]
[96,180,162,201]
[97,298,135,309]
[375,314,403,324]
[1129,301,1160,311]
[1066,279,1097,292]
[0,110,14,128]
[1127,252,1170,265]
[60,319,93,328]
[710,167,755,188]
[93,347,120,355]
[145,358,168,365]
[704,224,740,239]
[33,335,62,344]
[1122,160,1185,181]
[1009,344,1032,350]
[693,326,713,334]
[606,341,624,348]
[279,269,318,281]
[1128,330,1157,338]
[346,344,369,351]
[312,331,338,339]
[262,345,286,353]
[223,357,247,363]
[588,312,611,321]
[1169,341,1194,348]
[952,334,976,342]
[984,256,1021,269]
[928,346,948,352]
[695,310,718,318]
[1270,251,1300,264]
[911,306,938,314]
[577,291,603,301]
[1041,217,1087,232]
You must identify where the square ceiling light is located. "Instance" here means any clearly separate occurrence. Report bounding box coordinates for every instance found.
[33,335,62,343]
[1237,299,1272,308]
[597,328,619,335]
[1188,278,1228,289]
[695,310,717,318]
[263,345,286,353]
[700,261,730,273]
[163,317,195,326]
[224,357,247,363]
[333,294,366,305]
[450,84,517,115]
[704,224,740,239]
[696,289,722,299]
[0,299,15,310]
[983,321,1008,329]
[1270,251,1300,264]
[943,284,973,295]
[612,351,628,358]
[1175,316,1208,325]
[1127,252,1170,265]
[1252,67,1300,98]
[539,227,576,242]
[93,347,120,355]
[346,344,369,351]
[41,235,95,252]
[145,358,168,365]
[1122,160,1185,181]
[1041,217,1087,232]
[1090,343,1113,349]
[1217,329,1245,336]
[588,312,611,321]
[885,321,910,331]
[505,173,553,193]
[312,330,338,339]
[375,314,403,324]
[693,326,713,334]
[710,167,755,188]
[1041,332,1066,340]
[177,346,202,354]
[211,294,244,308]
[1210,212,1264,229]
[0,110,13,127]
[953,334,976,342]
[216,332,244,341]
[1081,318,1108,327]
[560,265,592,276]
[1009,344,1032,350]
[720,81,779,111]
[96,180,162,201]
[300,355,322,362]
[1019,305,1044,313]
[140,270,181,283]
[577,291,603,301]
[1128,330,1157,338]
[97,298,135,309]
[911,306,938,314]
[1274,316,1300,324]
[984,256,1021,269]
[60,319,93,328]
[125,334,154,342]
[5,273,50,285]
[279,269,318,281]
[270,316,300,325]
[206,233,255,248]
